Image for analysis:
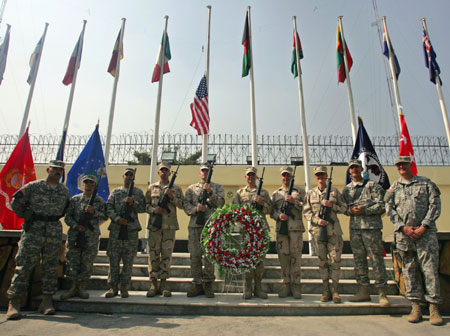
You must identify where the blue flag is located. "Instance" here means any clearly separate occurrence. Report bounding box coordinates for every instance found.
[422,28,441,85]
[67,125,109,201]
[383,28,401,80]
[346,118,390,190]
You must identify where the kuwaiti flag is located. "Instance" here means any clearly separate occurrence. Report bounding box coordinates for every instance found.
[27,33,45,85]
[107,29,124,77]
[383,27,401,80]
[336,23,353,83]
[291,31,303,78]
[151,32,171,83]
[63,32,83,86]
[399,113,418,175]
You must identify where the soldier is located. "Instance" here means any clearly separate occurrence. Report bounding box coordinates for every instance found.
[60,174,107,301]
[233,167,271,300]
[145,162,184,297]
[270,166,306,299]
[184,164,225,298]
[105,168,145,298]
[303,165,346,303]
[385,156,443,326]
[6,160,70,320]
[342,160,390,307]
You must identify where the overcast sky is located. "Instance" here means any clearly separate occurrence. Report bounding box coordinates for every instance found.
[0,0,449,140]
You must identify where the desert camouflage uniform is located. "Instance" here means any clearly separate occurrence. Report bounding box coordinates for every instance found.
[303,186,346,283]
[64,193,107,281]
[343,180,388,287]
[271,186,306,285]
[146,182,184,280]
[385,175,442,304]
[184,182,225,285]
[8,180,70,297]
[106,186,145,286]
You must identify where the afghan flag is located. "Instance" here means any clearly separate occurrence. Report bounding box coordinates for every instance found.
[336,23,353,83]
[242,13,251,77]
[399,113,418,176]
[107,29,124,77]
[291,31,303,78]
[151,32,171,83]
[63,32,83,86]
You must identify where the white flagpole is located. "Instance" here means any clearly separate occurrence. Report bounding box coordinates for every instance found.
[104,18,126,165]
[421,18,450,152]
[382,17,403,134]
[149,16,169,184]
[247,6,258,167]
[19,23,48,138]
[338,16,357,143]
[201,5,211,164]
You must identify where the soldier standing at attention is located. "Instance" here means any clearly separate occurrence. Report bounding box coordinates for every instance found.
[303,166,346,304]
[60,174,107,301]
[385,156,443,326]
[184,164,225,298]
[233,167,271,300]
[105,168,145,299]
[270,166,306,299]
[342,160,390,307]
[6,160,70,320]
[145,162,184,298]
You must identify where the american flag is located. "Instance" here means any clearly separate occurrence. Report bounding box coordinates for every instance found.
[190,75,209,135]
[422,28,441,85]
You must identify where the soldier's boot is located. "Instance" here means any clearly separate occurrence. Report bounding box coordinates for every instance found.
[243,276,252,300]
[146,279,159,297]
[332,283,341,304]
[60,281,77,301]
[38,294,55,315]
[429,303,444,326]
[77,281,90,299]
[278,283,291,298]
[187,284,204,297]
[160,279,171,297]
[349,284,371,302]
[105,285,119,298]
[6,296,22,320]
[203,282,215,298]
[254,279,268,299]
[292,283,302,299]
[120,284,129,298]
[378,287,390,307]
[320,280,331,302]
[407,300,422,323]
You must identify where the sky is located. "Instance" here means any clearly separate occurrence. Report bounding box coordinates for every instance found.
[0,0,449,140]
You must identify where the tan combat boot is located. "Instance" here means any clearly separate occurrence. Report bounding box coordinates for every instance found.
[320,280,331,302]
[349,284,371,302]
[105,285,119,298]
[160,279,171,297]
[187,284,204,297]
[203,282,215,298]
[60,280,77,301]
[407,300,422,323]
[378,287,390,307]
[292,283,302,299]
[120,284,129,298]
[278,283,291,298]
[243,276,252,300]
[429,303,444,326]
[332,283,341,304]
[146,279,159,297]
[254,279,268,299]
[6,296,22,320]
[76,281,90,299]
[38,294,55,315]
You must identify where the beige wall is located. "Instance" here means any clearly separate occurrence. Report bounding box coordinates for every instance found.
[22,165,450,240]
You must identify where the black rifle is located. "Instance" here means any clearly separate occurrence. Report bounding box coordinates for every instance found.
[279,166,297,235]
[252,167,265,211]
[74,184,98,249]
[195,164,213,227]
[152,164,180,229]
[318,167,334,243]
[119,168,136,240]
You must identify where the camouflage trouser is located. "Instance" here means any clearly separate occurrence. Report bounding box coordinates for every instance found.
[245,260,265,282]
[8,231,61,297]
[311,231,343,283]
[276,231,303,284]
[65,231,100,281]
[148,228,176,280]
[107,238,138,286]
[188,227,215,285]
[350,229,387,287]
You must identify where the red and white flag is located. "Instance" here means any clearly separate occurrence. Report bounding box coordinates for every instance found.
[151,32,171,83]
[0,128,36,230]
[63,32,83,85]
[399,113,418,175]
[190,75,209,135]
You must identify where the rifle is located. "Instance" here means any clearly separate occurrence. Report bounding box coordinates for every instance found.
[119,168,137,240]
[152,164,180,229]
[318,167,334,243]
[252,167,265,211]
[279,166,297,235]
[74,184,98,249]
[195,164,213,227]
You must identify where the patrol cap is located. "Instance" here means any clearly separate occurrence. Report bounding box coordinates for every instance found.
[199,163,210,170]
[395,156,411,165]
[124,167,135,175]
[49,160,65,169]
[82,174,97,183]
[314,165,327,175]
[245,167,257,175]
[348,159,362,168]
[280,166,293,175]
[158,161,171,171]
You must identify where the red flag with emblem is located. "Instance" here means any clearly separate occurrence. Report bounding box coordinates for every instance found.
[399,113,418,175]
[0,128,36,229]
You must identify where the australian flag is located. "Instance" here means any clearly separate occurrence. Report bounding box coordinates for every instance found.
[422,28,441,85]
[346,118,390,190]
[66,125,109,201]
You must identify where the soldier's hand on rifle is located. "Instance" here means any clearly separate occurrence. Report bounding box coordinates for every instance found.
[279,213,289,221]
[203,183,212,193]
[285,194,295,204]
[118,218,128,225]
[164,188,174,200]
[155,206,164,215]
[254,195,263,205]
[321,200,332,208]
[124,197,134,205]
[75,225,86,232]
[318,218,328,226]
[84,205,95,214]
[197,204,206,212]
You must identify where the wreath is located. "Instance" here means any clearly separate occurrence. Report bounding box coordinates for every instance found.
[202,203,270,274]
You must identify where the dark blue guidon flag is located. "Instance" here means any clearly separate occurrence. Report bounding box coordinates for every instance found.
[346,117,390,190]
[67,125,109,201]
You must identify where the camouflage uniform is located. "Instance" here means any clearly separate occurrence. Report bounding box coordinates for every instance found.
[106,186,145,286]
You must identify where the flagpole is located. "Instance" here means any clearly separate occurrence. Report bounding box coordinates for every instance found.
[337,16,357,143]
[149,16,169,184]
[201,5,212,164]
[19,23,48,138]
[421,18,450,152]
[105,18,126,165]
[382,17,402,134]
[247,6,258,167]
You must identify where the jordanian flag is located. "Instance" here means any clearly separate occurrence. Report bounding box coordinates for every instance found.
[291,31,303,78]
[242,13,251,77]
[336,23,353,83]
[152,32,171,83]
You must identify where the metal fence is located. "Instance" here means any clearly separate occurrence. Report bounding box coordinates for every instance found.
[0,132,449,166]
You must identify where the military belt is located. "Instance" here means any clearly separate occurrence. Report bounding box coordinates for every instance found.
[33,214,63,222]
